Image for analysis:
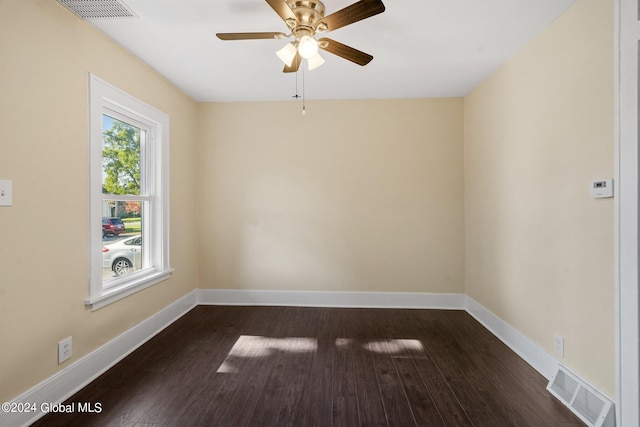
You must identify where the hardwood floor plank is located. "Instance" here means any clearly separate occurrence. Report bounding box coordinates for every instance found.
[425,318,528,426]
[273,348,316,426]
[351,343,388,427]
[351,310,403,427]
[301,337,335,427]
[370,339,418,427]
[331,310,363,427]
[211,312,294,425]
[411,356,474,427]
[392,356,445,426]
[379,309,472,427]
[244,307,318,426]
[244,353,291,426]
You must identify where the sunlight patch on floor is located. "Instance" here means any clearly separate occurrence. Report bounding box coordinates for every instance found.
[362,339,424,355]
[217,336,425,373]
[217,335,318,373]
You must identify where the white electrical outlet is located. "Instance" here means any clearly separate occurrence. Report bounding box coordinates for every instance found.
[553,333,564,358]
[58,336,72,364]
[0,180,12,207]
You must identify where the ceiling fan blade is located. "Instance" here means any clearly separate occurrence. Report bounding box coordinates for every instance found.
[265,0,298,24]
[283,52,302,73]
[216,32,288,40]
[318,0,385,32]
[318,38,373,66]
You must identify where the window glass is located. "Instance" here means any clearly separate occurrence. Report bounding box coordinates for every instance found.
[102,115,142,196]
[100,114,147,286]
[101,199,146,285]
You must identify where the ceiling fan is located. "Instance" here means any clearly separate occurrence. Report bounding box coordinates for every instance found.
[216,0,386,72]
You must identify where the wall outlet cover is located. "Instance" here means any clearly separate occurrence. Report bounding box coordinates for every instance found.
[0,180,12,206]
[58,336,72,364]
[553,333,564,358]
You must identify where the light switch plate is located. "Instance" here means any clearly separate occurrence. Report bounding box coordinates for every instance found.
[0,180,12,206]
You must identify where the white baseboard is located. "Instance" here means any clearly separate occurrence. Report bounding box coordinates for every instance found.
[4,289,611,427]
[465,296,559,380]
[3,290,197,427]
[196,289,467,309]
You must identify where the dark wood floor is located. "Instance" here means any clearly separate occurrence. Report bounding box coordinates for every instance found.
[33,306,583,426]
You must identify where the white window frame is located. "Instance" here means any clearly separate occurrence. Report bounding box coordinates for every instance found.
[86,74,171,310]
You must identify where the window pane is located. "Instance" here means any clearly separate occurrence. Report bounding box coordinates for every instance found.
[102,115,142,196]
[102,201,146,285]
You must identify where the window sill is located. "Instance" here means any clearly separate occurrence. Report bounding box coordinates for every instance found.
[85,268,174,311]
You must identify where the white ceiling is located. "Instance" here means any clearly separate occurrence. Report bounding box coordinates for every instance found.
[83,0,576,102]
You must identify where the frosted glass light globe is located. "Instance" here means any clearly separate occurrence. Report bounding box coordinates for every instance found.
[276,42,297,66]
[298,36,319,59]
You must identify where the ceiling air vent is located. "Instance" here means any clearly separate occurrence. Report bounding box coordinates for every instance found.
[56,0,137,19]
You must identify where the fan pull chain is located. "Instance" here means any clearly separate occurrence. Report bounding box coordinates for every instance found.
[293,61,300,100]
[290,56,306,115]
[302,64,306,115]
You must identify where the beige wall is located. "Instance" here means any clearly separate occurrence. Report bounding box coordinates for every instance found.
[464,0,615,395]
[0,0,199,401]
[198,99,465,294]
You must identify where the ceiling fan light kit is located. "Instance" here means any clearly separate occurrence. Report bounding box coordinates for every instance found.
[216,0,385,73]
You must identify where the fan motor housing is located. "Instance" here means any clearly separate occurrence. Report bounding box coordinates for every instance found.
[286,0,325,29]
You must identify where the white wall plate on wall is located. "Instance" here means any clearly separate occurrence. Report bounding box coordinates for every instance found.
[590,179,613,198]
[0,180,12,206]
